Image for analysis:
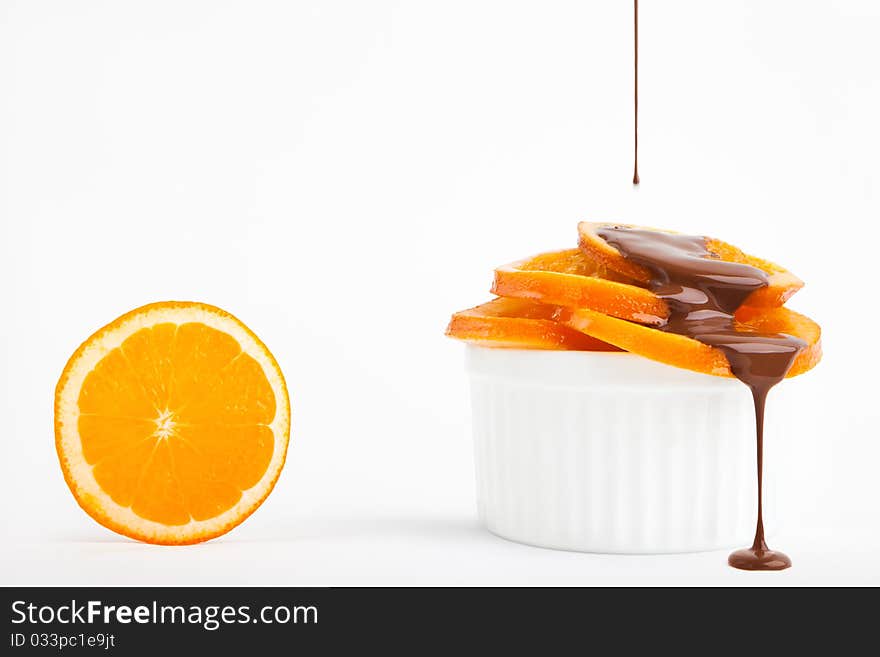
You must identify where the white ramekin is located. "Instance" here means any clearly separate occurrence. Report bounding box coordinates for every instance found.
[466,345,785,554]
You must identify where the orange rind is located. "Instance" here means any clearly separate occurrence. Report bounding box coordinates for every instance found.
[577,222,804,309]
[555,304,821,378]
[446,297,618,351]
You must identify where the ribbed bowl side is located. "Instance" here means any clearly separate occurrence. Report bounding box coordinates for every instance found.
[468,353,777,553]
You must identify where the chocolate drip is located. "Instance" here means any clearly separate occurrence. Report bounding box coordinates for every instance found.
[633,1,639,185]
[595,226,805,571]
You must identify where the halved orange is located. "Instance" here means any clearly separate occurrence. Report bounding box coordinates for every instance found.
[491,249,669,326]
[577,221,804,308]
[54,301,290,545]
[446,297,618,351]
[555,305,821,378]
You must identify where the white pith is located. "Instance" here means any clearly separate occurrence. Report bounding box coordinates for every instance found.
[153,409,176,440]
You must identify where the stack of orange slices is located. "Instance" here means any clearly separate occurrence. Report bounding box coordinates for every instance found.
[446,222,822,379]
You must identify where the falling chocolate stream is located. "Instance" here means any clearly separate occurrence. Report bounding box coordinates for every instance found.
[595,226,806,571]
[633,0,639,185]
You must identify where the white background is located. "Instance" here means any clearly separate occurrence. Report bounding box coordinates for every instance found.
[1,0,878,585]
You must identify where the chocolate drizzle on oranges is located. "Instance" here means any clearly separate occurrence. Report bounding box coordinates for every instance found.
[593,225,806,570]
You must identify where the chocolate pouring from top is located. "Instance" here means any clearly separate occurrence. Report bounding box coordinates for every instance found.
[595,226,806,570]
[633,0,639,185]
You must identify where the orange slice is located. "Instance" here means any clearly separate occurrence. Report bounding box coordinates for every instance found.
[491,249,669,326]
[556,305,821,378]
[446,297,618,351]
[578,222,804,308]
[54,301,291,545]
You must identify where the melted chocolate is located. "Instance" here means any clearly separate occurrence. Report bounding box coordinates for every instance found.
[595,226,805,571]
[633,1,639,185]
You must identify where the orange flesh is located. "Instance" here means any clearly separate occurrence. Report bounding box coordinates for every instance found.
[556,305,821,378]
[446,297,619,351]
[76,322,275,525]
[577,222,804,310]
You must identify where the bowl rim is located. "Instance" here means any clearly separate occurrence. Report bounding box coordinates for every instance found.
[463,343,743,390]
